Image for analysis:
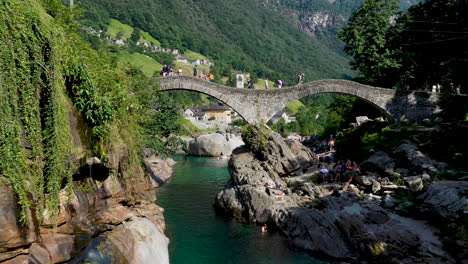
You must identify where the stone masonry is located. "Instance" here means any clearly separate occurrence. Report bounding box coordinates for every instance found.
[159,76,467,124]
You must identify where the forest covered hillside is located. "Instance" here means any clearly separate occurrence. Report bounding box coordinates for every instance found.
[77,0,354,83]
[76,0,423,83]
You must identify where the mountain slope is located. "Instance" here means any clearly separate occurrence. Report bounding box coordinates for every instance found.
[79,0,354,82]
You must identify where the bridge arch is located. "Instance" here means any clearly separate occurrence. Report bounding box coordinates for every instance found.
[159,76,444,124]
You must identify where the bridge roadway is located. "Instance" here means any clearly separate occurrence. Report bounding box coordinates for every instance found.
[159,76,464,124]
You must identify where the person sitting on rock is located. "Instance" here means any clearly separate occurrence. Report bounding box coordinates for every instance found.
[352,161,361,174]
[346,159,353,170]
[320,168,329,183]
[333,162,342,182]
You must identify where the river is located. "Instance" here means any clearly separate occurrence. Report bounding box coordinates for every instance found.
[157,155,327,264]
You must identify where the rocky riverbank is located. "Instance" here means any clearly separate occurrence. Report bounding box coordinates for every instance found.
[214,125,467,263]
[0,146,174,264]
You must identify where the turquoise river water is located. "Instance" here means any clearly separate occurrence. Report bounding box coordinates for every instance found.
[156,155,327,264]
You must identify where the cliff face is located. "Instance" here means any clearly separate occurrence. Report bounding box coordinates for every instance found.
[0,1,171,263]
[263,0,423,52]
[0,105,174,263]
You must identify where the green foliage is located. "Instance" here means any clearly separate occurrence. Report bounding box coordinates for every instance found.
[230,118,248,127]
[241,124,271,160]
[270,118,299,137]
[132,76,185,157]
[340,0,467,91]
[64,63,118,139]
[78,0,354,85]
[0,0,76,224]
[279,94,383,137]
[339,0,401,87]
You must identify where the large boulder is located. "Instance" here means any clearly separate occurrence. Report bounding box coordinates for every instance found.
[187,133,244,157]
[404,176,424,192]
[101,217,169,264]
[393,143,448,174]
[360,151,395,177]
[418,181,468,221]
[356,116,370,126]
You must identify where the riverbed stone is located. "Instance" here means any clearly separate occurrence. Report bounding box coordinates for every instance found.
[404,176,424,192]
[187,133,244,157]
[98,217,170,264]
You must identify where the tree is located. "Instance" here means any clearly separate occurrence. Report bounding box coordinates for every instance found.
[339,0,401,87]
[396,0,468,91]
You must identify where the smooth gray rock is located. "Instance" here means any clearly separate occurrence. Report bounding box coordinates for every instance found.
[356,116,370,126]
[187,133,244,157]
[98,217,169,264]
[418,181,468,221]
[394,143,448,173]
[360,151,395,176]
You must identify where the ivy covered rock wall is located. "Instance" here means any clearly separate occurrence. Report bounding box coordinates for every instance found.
[0,0,170,262]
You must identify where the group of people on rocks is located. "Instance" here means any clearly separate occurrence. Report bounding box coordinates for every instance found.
[319,158,361,184]
[304,135,335,154]
[431,82,463,94]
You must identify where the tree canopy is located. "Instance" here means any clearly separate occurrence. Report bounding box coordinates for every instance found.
[339,0,468,92]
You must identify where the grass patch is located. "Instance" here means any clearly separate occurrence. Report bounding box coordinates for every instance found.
[253,78,275,89]
[139,30,160,45]
[106,18,133,39]
[173,62,210,77]
[118,51,162,77]
[179,117,200,137]
[183,50,210,61]
[285,100,304,114]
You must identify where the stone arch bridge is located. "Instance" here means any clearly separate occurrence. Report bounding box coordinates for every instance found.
[159,76,465,124]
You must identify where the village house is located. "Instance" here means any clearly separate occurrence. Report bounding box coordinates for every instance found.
[184,103,232,122]
[270,110,296,124]
[176,55,190,64]
[191,58,212,66]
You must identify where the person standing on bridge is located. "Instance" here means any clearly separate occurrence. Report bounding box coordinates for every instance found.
[297,73,304,84]
[265,78,269,89]
[247,79,254,89]
[277,80,282,88]
[193,65,198,77]
[178,67,183,76]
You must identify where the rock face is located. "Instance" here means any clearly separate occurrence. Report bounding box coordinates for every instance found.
[394,143,448,173]
[418,181,468,221]
[187,132,244,157]
[144,155,176,187]
[0,145,173,263]
[360,151,395,176]
[215,126,452,263]
[82,217,170,264]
